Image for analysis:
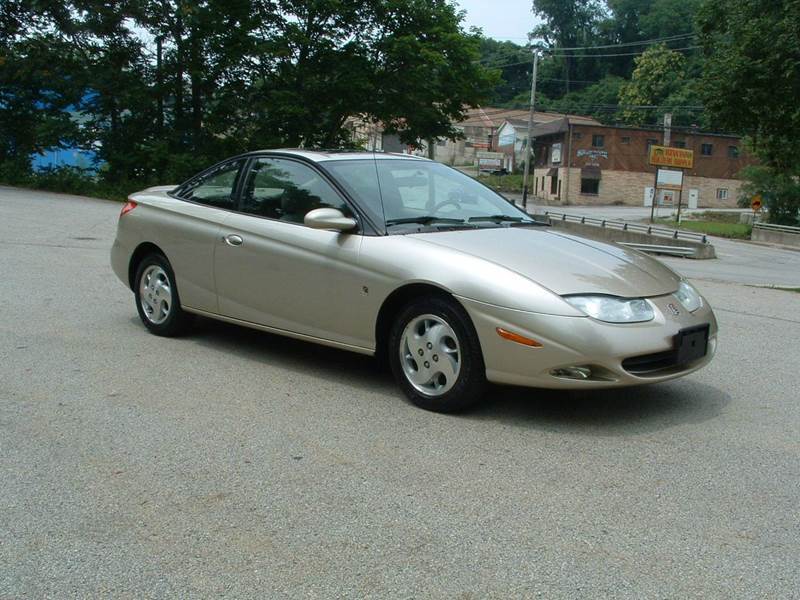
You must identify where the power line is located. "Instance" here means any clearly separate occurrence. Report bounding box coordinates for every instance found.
[551,46,701,58]
[479,44,700,70]
[553,33,694,51]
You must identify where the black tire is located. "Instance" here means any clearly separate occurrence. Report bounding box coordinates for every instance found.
[133,253,194,336]
[388,295,487,413]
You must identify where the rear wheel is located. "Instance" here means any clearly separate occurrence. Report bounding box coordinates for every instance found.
[134,253,193,336]
[388,296,486,413]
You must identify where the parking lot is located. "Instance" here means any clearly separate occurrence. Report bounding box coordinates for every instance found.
[1,186,799,597]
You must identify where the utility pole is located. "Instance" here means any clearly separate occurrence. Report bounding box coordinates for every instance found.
[650,112,673,223]
[521,50,539,210]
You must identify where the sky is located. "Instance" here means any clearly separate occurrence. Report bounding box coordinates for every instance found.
[453,0,540,42]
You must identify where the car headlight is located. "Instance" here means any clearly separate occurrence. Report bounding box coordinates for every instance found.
[564,295,654,323]
[675,280,703,312]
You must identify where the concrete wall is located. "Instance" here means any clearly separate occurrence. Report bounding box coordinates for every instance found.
[752,227,800,247]
[547,219,717,259]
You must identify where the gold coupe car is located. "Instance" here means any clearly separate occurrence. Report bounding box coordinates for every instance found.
[111,150,717,412]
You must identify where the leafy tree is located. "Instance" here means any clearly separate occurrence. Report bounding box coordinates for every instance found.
[698,0,800,224]
[547,75,626,121]
[698,0,800,173]
[531,0,602,93]
[618,44,685,125]
[599,0,700,75]
[0,36,85,178]
[478,38,532,104]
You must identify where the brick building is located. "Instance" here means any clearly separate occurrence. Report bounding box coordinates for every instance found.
[499,116,754,208]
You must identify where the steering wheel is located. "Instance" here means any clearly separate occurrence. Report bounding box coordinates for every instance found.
[429,199,461,213]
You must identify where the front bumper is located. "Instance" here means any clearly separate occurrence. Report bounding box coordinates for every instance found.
[458,292,718,389]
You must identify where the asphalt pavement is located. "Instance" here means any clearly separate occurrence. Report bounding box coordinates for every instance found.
[1,186,799,598]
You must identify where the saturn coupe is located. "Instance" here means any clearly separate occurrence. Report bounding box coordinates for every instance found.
[110,149,717,412]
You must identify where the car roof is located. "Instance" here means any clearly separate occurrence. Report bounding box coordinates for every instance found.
[249,148,430,163]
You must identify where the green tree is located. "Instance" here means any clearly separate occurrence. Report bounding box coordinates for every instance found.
[618,44,685,125]
[698,0,800,224]
[478,38,532,105]
[698,0,800,173]
[1,0,496,187]
[532,0,602,93]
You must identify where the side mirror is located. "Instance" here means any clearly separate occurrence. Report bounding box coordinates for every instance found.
[304,207,358,232]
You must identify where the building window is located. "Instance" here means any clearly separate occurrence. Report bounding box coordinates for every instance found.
[592,134,604,147]
[646,138,659,152]
[621,136,630,144]
[728,145,740,158]
[701,143,713,156]
[716,188,728,200]
[574,132,583,140]
[581,179,599,194]
[550,175,558,195]
[674,140,686,148]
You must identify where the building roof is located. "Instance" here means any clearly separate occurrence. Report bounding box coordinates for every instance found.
[503,114,602,133]
[458,107,530,127]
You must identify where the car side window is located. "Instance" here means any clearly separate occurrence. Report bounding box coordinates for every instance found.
[240,158,351,223]
[179,160,244,209]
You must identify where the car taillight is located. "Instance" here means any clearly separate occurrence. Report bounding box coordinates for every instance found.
[120,200,137,216]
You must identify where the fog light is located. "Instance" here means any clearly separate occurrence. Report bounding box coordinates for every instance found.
[550,366,592,380]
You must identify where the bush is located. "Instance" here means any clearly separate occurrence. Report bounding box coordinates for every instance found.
[0,162,138,202]
[738,165,800,226]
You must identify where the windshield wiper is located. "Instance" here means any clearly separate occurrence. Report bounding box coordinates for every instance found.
[468,215,531,223]
[385,216,467,226]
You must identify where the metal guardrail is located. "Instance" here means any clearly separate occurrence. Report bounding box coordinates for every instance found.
[753,222,800,234]
[544,211,710,244]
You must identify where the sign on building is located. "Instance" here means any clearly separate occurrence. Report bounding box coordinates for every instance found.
[649,145,694,169]
[576,149,608,160]
[551,143,562,164]
[477,151,504,173]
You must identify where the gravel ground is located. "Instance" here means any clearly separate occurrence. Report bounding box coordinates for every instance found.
[1,186,799,598]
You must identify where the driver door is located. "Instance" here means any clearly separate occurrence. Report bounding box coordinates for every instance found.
[213,156,371,349]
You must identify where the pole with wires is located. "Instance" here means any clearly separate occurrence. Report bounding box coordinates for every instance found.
[521,49,539,211]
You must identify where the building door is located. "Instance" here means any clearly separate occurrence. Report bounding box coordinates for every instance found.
[688,188,699,209]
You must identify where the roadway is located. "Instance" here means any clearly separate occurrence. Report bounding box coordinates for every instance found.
[1,186,798,597]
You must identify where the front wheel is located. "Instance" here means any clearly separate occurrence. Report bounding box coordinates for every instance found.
[388,296,487,413]
[133,253,193,336]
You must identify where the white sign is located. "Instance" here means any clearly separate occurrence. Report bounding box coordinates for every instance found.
[577,149,608,160]
[477,151,504,172]
[656,168,684,191]
[551,143,562,164]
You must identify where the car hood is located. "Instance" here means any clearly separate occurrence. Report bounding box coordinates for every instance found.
[408,226,680,297]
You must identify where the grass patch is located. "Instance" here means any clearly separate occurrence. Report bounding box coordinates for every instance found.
[656,216,752,239]
[477,173,525,193]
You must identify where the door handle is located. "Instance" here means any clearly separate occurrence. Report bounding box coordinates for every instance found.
[223,234,244,247]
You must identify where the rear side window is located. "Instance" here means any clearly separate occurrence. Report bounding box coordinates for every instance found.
[239,158,350,223]
[177,159,245,208]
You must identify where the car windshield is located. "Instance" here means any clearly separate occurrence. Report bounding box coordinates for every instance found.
[323,158,534,232]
